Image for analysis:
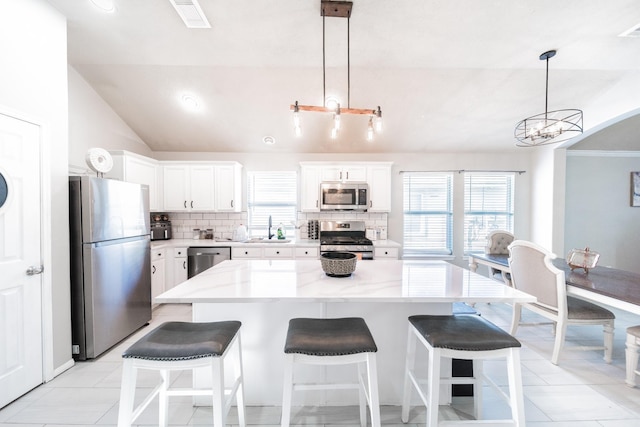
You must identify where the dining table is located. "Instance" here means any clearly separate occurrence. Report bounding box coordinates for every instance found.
[469,252,640,315]
[156,259,535,406]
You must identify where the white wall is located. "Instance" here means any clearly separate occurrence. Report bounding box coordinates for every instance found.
[68,67,153,171]
[0,1,71,375]
[565,152,640,273]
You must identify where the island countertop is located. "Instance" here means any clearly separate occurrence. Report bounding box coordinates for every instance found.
[156,259,535,304]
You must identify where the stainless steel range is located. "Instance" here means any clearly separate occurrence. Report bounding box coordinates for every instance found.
[319,220,374,260]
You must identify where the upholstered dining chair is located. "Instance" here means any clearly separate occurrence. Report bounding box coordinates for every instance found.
[484,230,515,285]
[507,240,615,365]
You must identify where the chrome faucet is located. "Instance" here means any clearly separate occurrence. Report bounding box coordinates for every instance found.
[268,215,275,240]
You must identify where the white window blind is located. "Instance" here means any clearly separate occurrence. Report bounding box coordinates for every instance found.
[464,173,514,254]
[402,173,453,257]
[247,171,297,238]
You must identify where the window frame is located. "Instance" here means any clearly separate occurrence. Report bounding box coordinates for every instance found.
[246,170,298,239]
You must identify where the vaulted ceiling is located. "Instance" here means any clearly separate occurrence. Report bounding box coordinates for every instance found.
[47,0,640,153]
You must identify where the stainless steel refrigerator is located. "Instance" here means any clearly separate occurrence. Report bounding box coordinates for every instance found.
[69,176,151,360]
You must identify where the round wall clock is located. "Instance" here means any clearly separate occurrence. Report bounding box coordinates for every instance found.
[0,172,8,209]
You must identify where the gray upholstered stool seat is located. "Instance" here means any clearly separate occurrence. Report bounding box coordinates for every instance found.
[123,320,241,360]
[284,317,377,356]
[117,321,245,427]
[281,317,381,427]
[409,315,521,351]
[625,325,640,387]
[401,314,525,427]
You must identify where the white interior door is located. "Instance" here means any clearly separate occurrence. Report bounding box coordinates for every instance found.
[0,113,43,408]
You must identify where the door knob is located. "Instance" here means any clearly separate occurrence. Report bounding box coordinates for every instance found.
[26,265,44,276]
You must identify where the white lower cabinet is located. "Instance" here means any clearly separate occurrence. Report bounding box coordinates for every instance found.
[263,247,294,259]
[295,247,319,258]
[151,249,165,308]
[374,247,399,259]
[232,247,263,259]
[232,246,317,259]
[171,247,188,289]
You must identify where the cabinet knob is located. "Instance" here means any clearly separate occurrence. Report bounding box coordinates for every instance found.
[184,201,187,208]
[231,200,234,208]
[190,201,194,208]
[152,265,156,274]
[183,261,186,269]
[245,251,248,255]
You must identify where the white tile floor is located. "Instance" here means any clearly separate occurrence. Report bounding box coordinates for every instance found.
[1,301,640,426]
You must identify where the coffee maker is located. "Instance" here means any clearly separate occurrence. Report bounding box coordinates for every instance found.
[150,213,172,240]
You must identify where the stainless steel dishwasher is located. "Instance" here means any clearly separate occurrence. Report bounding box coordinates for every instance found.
[187,247,231,278]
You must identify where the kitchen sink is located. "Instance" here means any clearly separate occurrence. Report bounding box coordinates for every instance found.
[245,238,291,243]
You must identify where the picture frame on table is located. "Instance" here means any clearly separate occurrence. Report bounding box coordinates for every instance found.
[632,171,640,207]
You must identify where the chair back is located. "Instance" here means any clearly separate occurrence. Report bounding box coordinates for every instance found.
[508,240,566,314]
[484,230,515,255]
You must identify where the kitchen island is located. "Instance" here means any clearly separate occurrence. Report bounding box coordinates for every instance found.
[156,259,534,405]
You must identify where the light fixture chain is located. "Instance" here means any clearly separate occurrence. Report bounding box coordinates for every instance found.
[322,15,326,105]
[545,55,549,122]
[347,15,351,109]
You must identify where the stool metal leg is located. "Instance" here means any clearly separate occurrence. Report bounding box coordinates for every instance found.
[280,353,294,427]
[357,362,367,427]
[117,359,137,427]
[401,324,417,423]
[234,335,246,427]
[471,359,483,420]
[506,348,525,426]
[626,333,640,387]
[366,353,381,427]
[426,347,441,427]
[159,369,170,427]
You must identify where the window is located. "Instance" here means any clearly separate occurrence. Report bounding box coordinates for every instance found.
[402,173,453,257]
[464,173,514,254]
[247,171,297,238]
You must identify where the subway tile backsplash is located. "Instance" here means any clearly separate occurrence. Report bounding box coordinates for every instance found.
[158,211,388,240]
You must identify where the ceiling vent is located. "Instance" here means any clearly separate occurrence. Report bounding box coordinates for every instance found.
[169,0,211,28]
[619,23,640,37]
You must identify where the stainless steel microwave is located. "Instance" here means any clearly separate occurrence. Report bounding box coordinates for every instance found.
[320,182,369,211]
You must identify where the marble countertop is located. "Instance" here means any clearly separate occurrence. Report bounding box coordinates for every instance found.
[156,259,535,304]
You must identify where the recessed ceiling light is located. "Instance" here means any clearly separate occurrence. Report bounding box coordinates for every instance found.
[180,94,200,111]
[262,136,276,145]
[90,0,115,13]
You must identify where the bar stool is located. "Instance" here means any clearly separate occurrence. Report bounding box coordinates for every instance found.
[117,321,245,427]
[401,314,525,427]
[625,325,640,387]
[281,317,381,427]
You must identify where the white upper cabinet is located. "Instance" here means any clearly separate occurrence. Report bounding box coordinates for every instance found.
[163,164,215,211]
[215,163,242,212]
[106,151,160,211]
[300,164,321,212]
[321,165,367,182]
[162,162,242,212]
[367,164,392,212]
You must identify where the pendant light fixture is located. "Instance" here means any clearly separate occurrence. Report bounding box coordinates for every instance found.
[514,50,583,147]
[291,1,382,141]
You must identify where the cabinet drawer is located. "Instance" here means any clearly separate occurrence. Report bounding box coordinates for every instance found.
[232,247,262,259]
[151,248,165,261]
[295,247,319,258]
[374,247,399,259]
[173,247,187,258]
[263,247,294,258]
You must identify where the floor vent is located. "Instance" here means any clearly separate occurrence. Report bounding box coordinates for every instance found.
[169,0,211,29]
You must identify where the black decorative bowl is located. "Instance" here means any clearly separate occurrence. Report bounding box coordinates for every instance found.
[320,252,357,277]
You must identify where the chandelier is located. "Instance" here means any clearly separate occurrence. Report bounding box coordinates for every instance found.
[291,0,382,141]
[514,50,583,147]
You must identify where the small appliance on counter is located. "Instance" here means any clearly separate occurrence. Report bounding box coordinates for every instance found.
[150,213,172,240]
